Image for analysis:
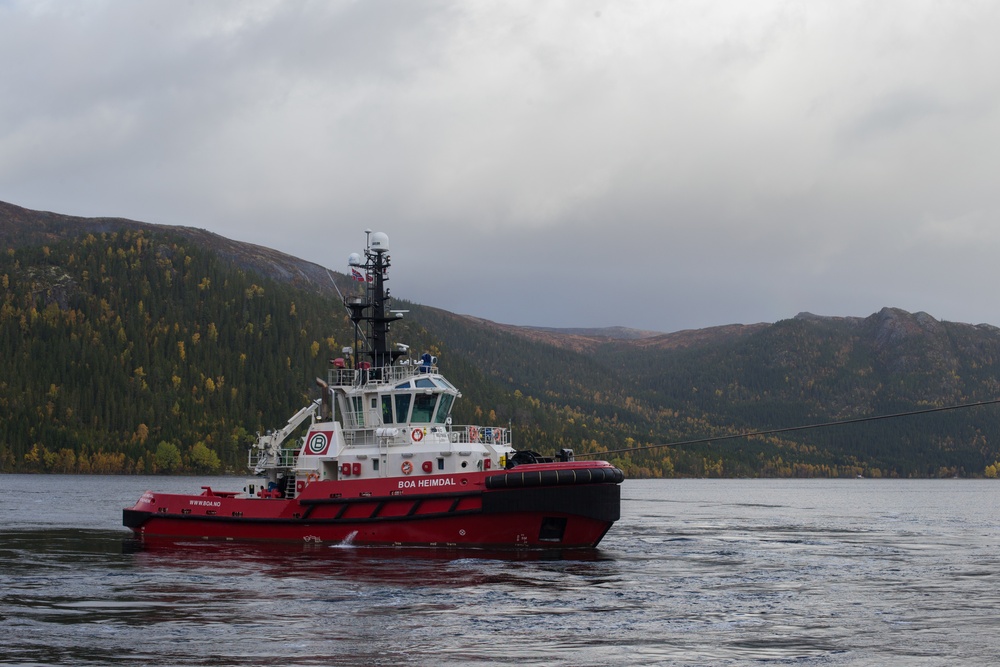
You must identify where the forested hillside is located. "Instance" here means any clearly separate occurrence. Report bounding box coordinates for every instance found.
[600,310,1000,478]
[0,228,355,473]
[4,200,1000,478]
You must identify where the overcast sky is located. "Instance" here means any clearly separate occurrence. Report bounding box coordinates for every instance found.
[2,1,999,332]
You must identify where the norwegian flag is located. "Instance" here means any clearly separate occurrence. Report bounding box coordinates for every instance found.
[351,268,365,282]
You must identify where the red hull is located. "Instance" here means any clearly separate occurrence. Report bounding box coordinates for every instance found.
[124,463,623,549]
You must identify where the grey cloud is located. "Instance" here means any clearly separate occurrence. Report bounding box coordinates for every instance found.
[2,0,1000,332]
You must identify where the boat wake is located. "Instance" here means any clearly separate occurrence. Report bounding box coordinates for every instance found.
[330,531,359,548]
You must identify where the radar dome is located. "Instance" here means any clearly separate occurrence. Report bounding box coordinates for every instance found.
[347,252,362,267]
[370,232,389,252]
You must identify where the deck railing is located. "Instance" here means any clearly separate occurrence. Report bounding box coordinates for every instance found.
[343,424,511,447]
[247,448,298,470]
[246,422,513,471]
[328,362,439,388]
[447,424,511,447]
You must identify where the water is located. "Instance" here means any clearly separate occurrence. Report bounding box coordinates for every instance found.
[2,475,999,666]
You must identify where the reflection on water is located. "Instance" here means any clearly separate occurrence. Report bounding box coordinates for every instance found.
[3,475,1000,665]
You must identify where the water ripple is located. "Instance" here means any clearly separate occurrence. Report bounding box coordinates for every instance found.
[4,476,1000,665]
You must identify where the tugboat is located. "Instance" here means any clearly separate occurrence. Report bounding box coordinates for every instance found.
[123,231,624,548]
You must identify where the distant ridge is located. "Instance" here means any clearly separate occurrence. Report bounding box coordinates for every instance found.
[632,323,770,350]
[793,311,864,324]
[526,325,664,340]
[464,318,769,353]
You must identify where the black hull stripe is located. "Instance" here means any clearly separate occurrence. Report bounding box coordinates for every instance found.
[485,466,625,489]
[298,489,478,506]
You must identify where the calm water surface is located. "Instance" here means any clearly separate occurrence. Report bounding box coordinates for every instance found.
[1,475,999,666]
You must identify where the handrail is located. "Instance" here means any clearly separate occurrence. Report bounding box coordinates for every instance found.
[328,363,440,388]
[246,422,513,473]
[247,449,298,470]
[447,424,511,446]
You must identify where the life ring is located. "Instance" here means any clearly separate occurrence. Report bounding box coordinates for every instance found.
[468,426,479,442]
[401,460,413,475]
[411,429,423,442]
[306,472,319,484]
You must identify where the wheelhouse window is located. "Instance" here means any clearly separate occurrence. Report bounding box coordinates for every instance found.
[434,394,455,423]
[394,393,412,424]
[411,393,438,423]
[381,395,393,424]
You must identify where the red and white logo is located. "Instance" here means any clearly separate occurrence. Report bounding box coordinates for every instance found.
[304,431,333,455]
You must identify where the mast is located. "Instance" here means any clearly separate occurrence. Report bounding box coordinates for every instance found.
[346,231,403,371]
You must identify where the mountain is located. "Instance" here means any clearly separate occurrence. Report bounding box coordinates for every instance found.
[0,200,341,297]
[3,199,1000,478]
